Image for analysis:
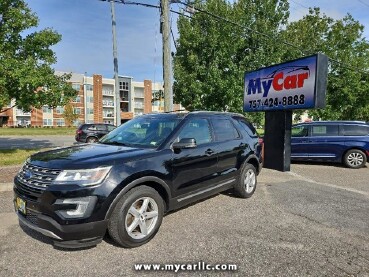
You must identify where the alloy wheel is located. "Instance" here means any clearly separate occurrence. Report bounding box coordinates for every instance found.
[125,197,159,240]
[244,169,256,193]
[347,152,364,167]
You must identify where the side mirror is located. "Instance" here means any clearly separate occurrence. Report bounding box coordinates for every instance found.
[172,138,197,150]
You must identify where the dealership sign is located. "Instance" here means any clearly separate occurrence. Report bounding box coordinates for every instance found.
[244,54,328,112]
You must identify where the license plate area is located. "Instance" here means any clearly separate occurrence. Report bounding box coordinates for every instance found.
[15,197,27,215]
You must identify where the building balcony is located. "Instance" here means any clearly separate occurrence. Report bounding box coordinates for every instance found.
[120,112,133,120]
[102,90,114,96]
[102,101,114,107]
[134,93,144,98]
[16,111,31,116]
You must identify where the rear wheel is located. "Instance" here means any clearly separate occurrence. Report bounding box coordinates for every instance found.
[108,186,164,248]
[234,163,257,198]
[344,149,367,168]
[86,136,98,143]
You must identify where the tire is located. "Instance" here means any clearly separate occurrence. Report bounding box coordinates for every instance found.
[86,136,98,143]
[343,149,367,168]
[108,186,164,248]
[233,163,257,198]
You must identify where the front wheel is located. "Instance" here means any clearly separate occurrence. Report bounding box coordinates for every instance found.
[108,186,164,248]
[233,164,257,198]
[344,149,367,168]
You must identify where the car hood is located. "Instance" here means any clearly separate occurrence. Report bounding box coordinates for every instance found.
[28,143,155,169]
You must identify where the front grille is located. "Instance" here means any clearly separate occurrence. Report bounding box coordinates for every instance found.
[16,163,61,190]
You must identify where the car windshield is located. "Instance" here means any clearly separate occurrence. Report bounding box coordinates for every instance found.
[100,116,181,148]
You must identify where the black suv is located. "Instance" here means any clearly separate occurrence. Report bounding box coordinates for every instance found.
[14,112,262,248]
[75,123,116,143]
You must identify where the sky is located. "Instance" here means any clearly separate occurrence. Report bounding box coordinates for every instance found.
[25,0,369,83]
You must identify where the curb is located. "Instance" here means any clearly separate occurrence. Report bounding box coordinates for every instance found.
[0,183,13,192]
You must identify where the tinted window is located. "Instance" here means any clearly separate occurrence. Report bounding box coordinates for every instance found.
[87,125,97,131]
[96,125,107,131]
[311,125,338,136]
[292,126,308,137]
[211,119,240,141]
[341,125,369,136]
[178,118,212,145]
[100,116,181,147]
[107,125,116,132]
[237,118,257,137]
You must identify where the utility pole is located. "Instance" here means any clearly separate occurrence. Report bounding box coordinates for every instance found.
[161,0,173,112]
[110,0,121,126]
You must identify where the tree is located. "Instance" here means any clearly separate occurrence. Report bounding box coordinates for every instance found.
[0,0,77,112]
[63,103,79,127]
[173,0,289,126]
[283,8,369,121]
[173,1,369,123]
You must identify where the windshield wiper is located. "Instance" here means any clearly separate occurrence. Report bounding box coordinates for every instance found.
[100,141,131,146]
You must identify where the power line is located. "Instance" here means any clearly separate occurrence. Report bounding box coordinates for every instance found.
[176,0,308,55]
[357,0,369,8]
[290,0,309,10]
[175,0,369,75]
[99,0,369,75]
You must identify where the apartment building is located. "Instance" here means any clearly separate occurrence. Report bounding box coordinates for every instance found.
[0,72,176,127]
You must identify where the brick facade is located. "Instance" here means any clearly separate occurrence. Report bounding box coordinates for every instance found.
[93,74,103,123]
[144,80,152,114]
[0,73,176,128]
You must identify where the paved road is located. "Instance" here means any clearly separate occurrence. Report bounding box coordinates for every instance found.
[0,136,76,149]
[0,164,368,276]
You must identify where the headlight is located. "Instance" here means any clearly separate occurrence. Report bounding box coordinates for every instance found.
[54,166,112,186]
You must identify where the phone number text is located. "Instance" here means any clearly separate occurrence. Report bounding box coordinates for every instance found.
[248,94,305,109]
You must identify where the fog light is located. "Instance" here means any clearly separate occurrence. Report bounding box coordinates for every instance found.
[55,196,97,219]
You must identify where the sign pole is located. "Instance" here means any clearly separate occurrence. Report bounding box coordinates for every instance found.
[263,110,292,171]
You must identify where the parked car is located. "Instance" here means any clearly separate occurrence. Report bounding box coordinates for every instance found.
[75,123,116,143]
[14,112,262,249]
[291,121,369,168]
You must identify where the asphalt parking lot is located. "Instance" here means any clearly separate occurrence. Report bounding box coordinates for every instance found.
[0,163,368,276]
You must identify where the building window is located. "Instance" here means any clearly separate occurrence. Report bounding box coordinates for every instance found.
[120,91,129,101]
[73,120,81,127]
[72,83,80,91]
[42,106,52,113]
[55,106,64,114]
[43,119,52,126]
[73,108,81,114]
[87,96,94,103]
[55,119,65,126]
[73,96,81,103]
[87,108,94,115]
[119,81,129,90]
[86,84,93,91]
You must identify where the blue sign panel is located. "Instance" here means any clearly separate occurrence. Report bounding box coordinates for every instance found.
[244,54,328,112]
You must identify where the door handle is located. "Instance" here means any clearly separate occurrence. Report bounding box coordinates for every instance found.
[205,149,214,156]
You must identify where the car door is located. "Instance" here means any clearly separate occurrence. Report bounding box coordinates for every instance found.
[96,124,109,139]
[308,124,342,160]
[210,117,245,183]
[171,118,219,198]
[291,125,310,159]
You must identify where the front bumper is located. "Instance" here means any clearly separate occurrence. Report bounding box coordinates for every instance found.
[13,173,112,248]
[16,209,108,248]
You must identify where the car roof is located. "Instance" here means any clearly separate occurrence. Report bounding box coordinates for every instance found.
[144,111,245,118]
[294,121,368,126]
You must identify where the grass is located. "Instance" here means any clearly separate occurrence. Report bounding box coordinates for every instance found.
[0,127,75,136]
[0,149,46,166]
